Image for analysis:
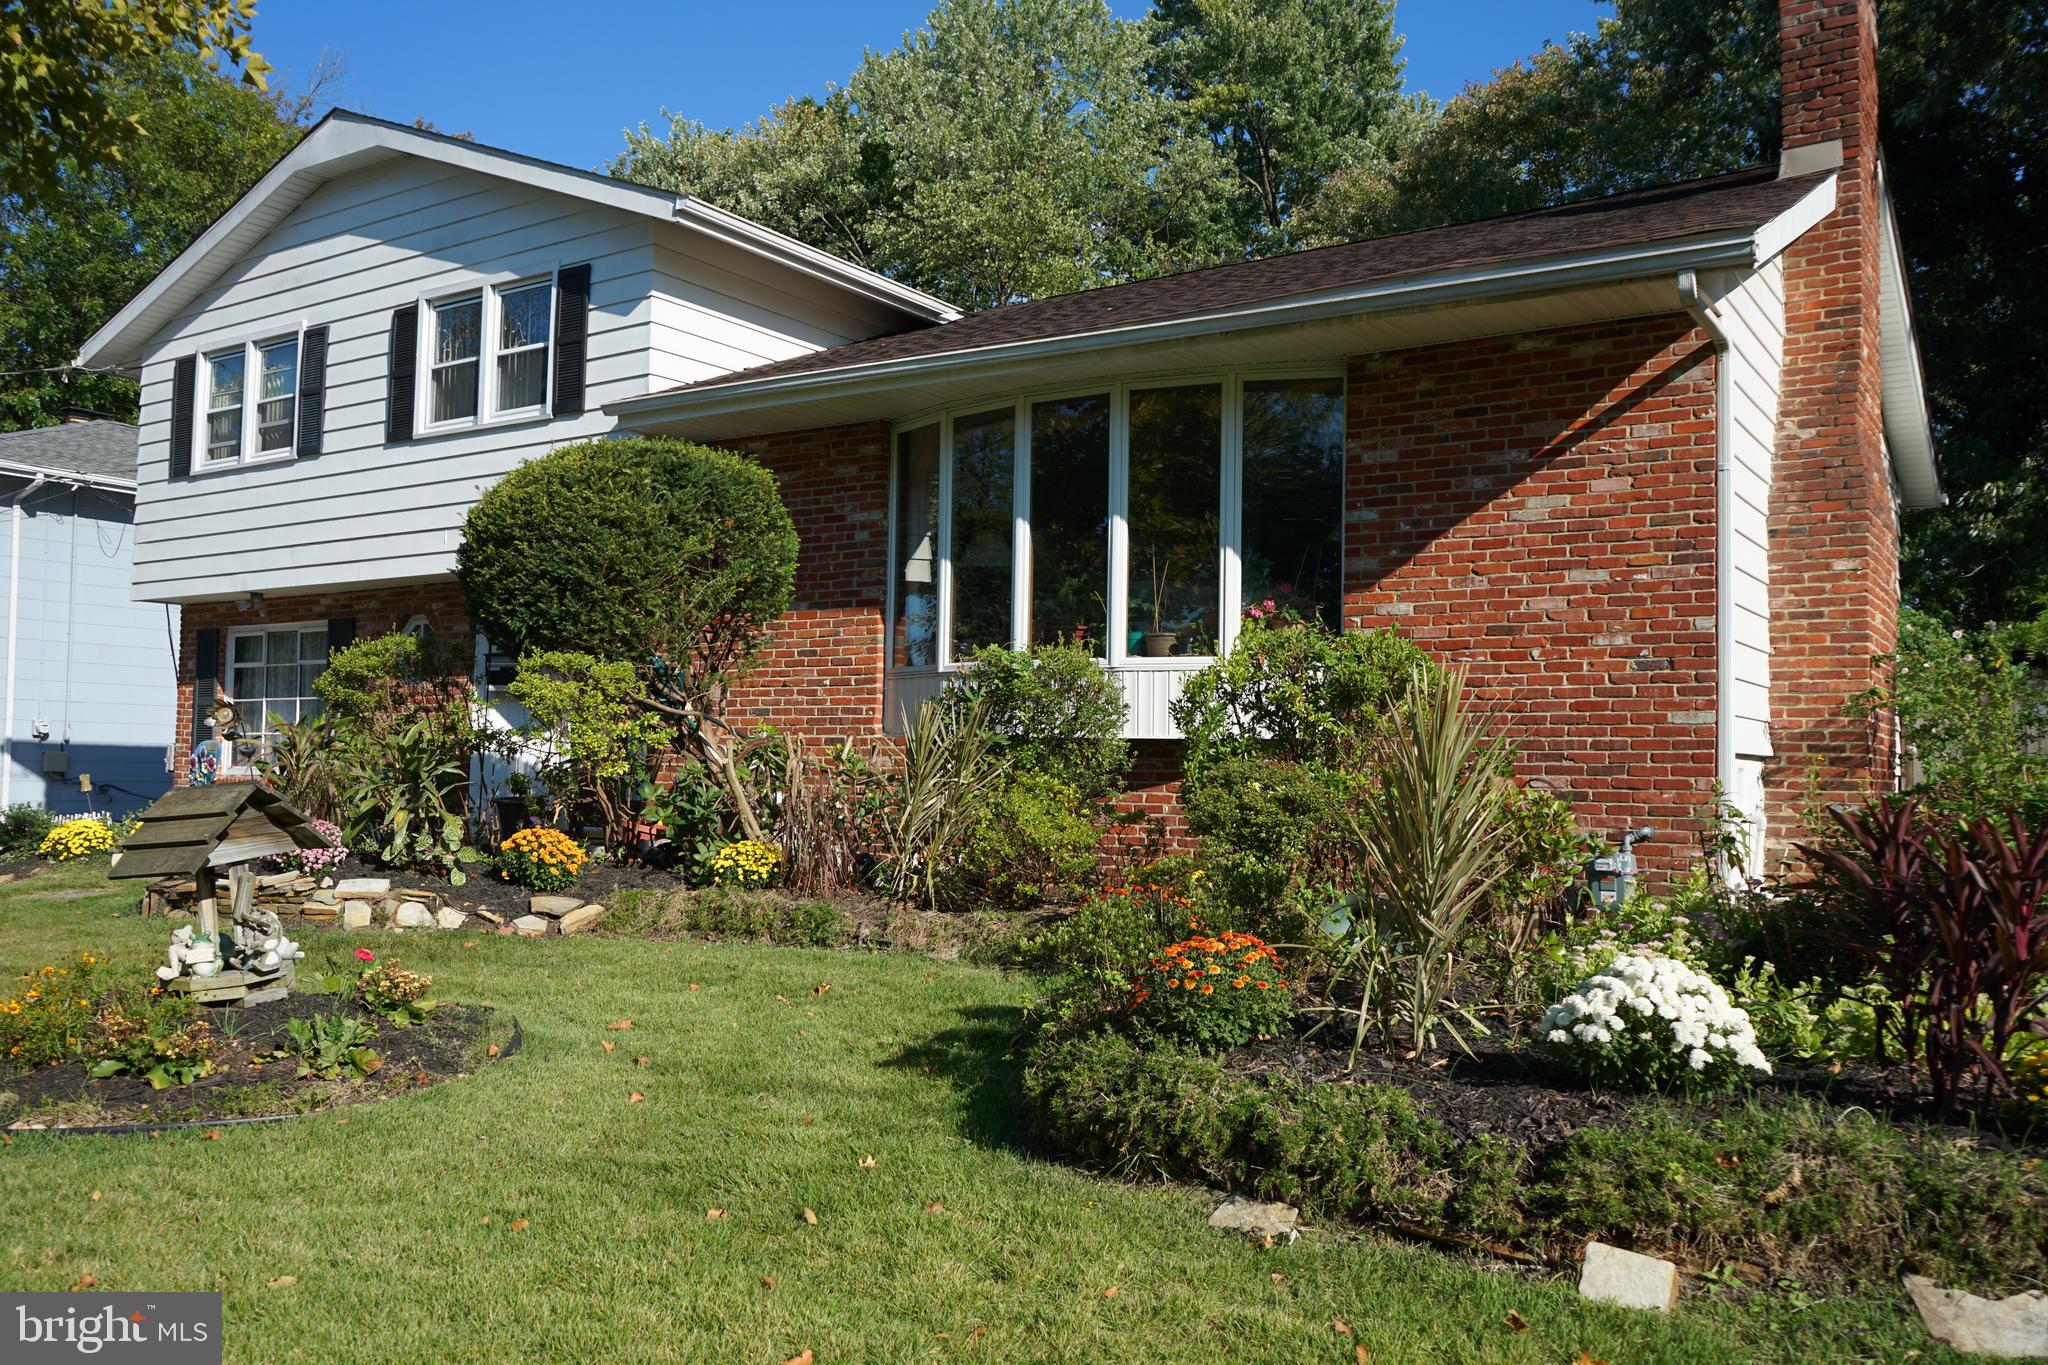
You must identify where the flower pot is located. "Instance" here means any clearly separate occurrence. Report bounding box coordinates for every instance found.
[1139,632,1178,658]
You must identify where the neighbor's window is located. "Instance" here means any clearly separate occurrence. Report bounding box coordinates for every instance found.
[1029,393,1110,656]
[429,293,483,424]
[892,424,941,668]
[203,348,245,464]
[1242,378,1345,629]
[494,279,551,413]
[948,407,1015,657]
[228,624,329,736]
[1125,384,1221,658]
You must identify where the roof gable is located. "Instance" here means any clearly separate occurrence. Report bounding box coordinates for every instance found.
[76,111,956,370]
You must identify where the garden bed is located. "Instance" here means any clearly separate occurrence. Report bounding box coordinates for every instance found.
[0,994,517,1130]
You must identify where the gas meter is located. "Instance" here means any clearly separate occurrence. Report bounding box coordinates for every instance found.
[1586,825,1654,909]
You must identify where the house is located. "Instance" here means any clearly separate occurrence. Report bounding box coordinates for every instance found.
[76,0,1930,871]
[0,419,180,816]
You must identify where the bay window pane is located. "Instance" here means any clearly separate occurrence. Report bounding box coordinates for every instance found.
[1125,385,1221,657]
[1242,378,1345,629]
[891,425,940,668]
[1029,395,1110,656]
[948,407,1014,658]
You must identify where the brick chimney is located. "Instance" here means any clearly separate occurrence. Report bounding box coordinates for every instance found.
[1765,0,1897,851]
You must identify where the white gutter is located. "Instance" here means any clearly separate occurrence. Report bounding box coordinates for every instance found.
[2,475,49,807]
[1676,270,1739,879]
[610,226,1773,425]
[0,459,136,496]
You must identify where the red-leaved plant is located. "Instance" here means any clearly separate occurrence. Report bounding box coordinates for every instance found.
[1799,800,2048,1114]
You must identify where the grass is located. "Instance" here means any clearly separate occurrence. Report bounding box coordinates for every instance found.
[0,859,1967,1363]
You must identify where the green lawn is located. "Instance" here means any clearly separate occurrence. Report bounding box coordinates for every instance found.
[0,860,1958,1363]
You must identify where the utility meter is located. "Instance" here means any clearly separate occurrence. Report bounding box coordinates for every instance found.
[1586,825,1654,908]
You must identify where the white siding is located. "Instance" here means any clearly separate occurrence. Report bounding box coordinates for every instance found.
[885,662,1202,741]
[1711,260,1784,763]
[130,159,908,604]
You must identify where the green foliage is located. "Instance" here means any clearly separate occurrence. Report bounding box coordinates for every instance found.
[1178,754,1348,910]
[334,714,482,884]
[0,948,106,1067]
[0,804,56,860]
[1129,927,1293,1050]
[945,771,1100,911]
[2,10,270,216]
[1025,1028,2048,1286]
[681,885,839,945]
[943,644,1129,798]
[1020,884,1180,1015]
[879,697,1007,910]
[780,898,844,948]
[1852,608,2048,827]
[355,958,437,1027]
[276,1014,381,1081]
[3,47,299,428]
[508,651,670,849]
[88,998,215,1090]
[636,760,727,883]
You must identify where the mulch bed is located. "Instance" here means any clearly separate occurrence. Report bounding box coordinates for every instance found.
[0,994,516,1130]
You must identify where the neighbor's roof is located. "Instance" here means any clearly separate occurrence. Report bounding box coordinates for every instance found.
[622,165,1834,401]
[0,420,138,492]
[75,110,959,370]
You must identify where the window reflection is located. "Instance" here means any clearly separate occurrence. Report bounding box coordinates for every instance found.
[892,425,940,667]
[949,408,1015,656]
[1029,395,1110,656]
[1126,385,1220,657]
[1242,378,1345,629]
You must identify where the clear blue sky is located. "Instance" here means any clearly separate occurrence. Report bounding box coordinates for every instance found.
[246,0,1611,170]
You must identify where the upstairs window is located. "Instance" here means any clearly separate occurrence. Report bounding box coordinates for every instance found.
[494,280,552,413]
[421,276,555,430]
[201,335,297,466]
[429,293,482,424]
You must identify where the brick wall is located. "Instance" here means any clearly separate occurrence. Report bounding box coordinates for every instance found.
[1766,0,1898,846]
[1344,316,1722,874]
[172,580,470,781]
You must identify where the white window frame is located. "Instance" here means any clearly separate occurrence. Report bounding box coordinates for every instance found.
[884,365,1345,676]
[196,328,303,470]
[217,620,331,773]
[415,269,559,436]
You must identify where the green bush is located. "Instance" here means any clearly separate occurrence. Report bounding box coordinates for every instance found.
[1023,1028,2048,1288]
[944,770,1099,910]
[1129,927,1293,1050]
[780,899,843,947]
[685,885,779,939]
[507,651,669,851]
[942,643,1129,798]
[0,803,55,859]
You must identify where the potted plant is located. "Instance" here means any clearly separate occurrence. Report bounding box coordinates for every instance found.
[1139,545,1177,657]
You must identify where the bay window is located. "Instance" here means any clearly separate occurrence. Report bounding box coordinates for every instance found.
[887,370,1343,673]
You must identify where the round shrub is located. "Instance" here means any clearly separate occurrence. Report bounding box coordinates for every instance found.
[39,817,113,861]
[458,438,797,678]
[942,643,1129,798]
[944,770,1100,910]
[497,827,588,892]
[1539,953,1771,1093]
[710,838,783,888]
[1131,929,1292,1049]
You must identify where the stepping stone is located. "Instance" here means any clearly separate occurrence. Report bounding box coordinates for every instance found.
[558,905,604,935]
[1578,1242,1678,1312]
[529,894,582,917]
[1904,1276,2048,1357]
[1207,1196,1300,1245]
[511,914,549,937]
[335,877,392,895]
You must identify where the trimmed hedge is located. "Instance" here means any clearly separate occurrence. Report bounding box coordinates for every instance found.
[1023,1028,2048,1289]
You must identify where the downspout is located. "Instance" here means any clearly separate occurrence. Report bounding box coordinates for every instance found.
[1677,270,1737,875]
[3,475,49,808]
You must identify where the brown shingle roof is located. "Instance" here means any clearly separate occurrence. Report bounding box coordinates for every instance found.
[642,165,1824,398]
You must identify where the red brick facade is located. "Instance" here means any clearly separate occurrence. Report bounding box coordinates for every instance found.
[1344,317,1721,872]
[1766,0,1898,841]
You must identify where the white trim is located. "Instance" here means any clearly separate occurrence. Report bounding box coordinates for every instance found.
[221,619,330,737]
[75,110,955,370]
[611,218,1816,427]
[1751,175,1837,266]
[0,461,135,496]
[1876,166,1942,509]
[195,328,304,472]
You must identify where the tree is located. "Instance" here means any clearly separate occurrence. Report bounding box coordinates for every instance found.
[457,438,798,839]
[507,652,672,851]
[846,0,1236,309]
[1,0,269,208]
[1,46,301,429]
[1147,0,1429,249]
[613,94,887,271]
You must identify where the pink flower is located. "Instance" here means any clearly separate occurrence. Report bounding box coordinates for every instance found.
[355,949,376,962]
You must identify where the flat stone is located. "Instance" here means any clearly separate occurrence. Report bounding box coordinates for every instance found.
[511,914,549,937]
[305,888,339,906]
[558,905,604,935]
[1578,1242,1678,1313]
[341,901,374,931]
[257,872,299,888]
[435,907,467,931]
[1206,1196,1300,1245]
[393,902,433,929]
[335,877,391,895]
[529,894,582,917]
[1905,1276,2048,1357]
[475,909,503,926]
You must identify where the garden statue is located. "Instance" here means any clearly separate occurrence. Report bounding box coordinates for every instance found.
[157,924,220,981]
[228,905,303,975]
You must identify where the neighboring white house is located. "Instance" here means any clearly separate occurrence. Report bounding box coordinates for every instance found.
[0,420,179,816]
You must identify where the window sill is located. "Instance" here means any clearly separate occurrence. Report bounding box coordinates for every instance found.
[415,406,553,442]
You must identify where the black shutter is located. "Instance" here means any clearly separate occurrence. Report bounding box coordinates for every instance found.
[190,627,220,765]
[552,263,591,417]
[296,325,329,456]
[326,616,356,656]
[169,355,197,478]
[385,304,418,443]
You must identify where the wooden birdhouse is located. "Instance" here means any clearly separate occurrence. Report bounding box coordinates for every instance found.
[112,784,335,1005]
